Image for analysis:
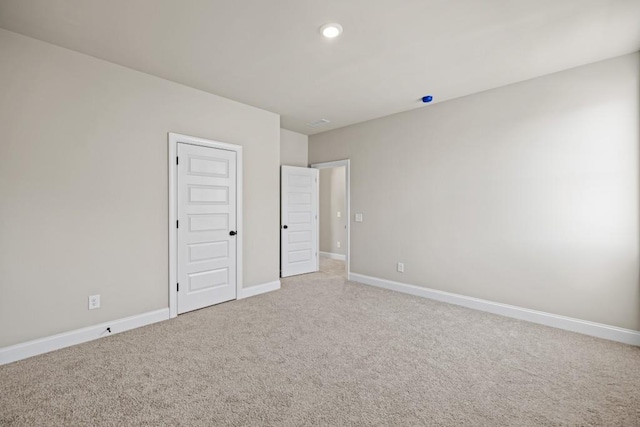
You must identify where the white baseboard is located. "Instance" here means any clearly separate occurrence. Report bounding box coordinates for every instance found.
[349,273,640,346]
[238,280,281,299]
[0,308,170,366]
[320,251,346,261]
[1,280,281,366]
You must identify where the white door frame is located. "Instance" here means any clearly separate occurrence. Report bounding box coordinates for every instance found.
[168,132,243,319]
[310,159,351,277]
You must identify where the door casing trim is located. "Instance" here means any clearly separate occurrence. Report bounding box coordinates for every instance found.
[168,132,243,318]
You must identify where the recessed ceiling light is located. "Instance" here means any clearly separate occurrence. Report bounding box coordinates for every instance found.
[320,23,343,39]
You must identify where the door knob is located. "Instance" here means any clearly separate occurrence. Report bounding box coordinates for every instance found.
[229,230,237,236]
[283,225,288,229]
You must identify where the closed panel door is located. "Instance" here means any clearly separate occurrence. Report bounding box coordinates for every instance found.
[281,166,318,277]
[178,143,237,314]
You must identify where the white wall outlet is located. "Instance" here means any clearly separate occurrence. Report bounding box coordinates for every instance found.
[337,241,341,248]
[355,213,363,222]
[88,294,101,310]
[337,211,341,218]
[397,263,404,273]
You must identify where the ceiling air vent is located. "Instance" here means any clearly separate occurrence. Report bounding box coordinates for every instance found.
[307,118,331,127]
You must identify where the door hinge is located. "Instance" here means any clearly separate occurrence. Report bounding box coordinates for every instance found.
[176,156,179,165]
[177,283,179,292]
[176,220,179,228]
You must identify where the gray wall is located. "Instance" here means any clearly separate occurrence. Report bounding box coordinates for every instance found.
[280,128,308,166]
[319,167,346,255]
[310,53,640,331]
[0,29,281,347]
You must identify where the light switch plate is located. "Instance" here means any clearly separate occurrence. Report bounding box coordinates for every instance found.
[355,213,363,222]
[337,211,341,218]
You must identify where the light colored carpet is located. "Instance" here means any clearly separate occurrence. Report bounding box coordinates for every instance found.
[319,256,346,278]
[1,262,639,426]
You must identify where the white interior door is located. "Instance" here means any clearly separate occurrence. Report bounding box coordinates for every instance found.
[281,166,319,277]
[177,142,237,314]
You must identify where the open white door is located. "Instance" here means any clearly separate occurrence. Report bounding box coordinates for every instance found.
[177,142,237,313]
[281,166,319,277]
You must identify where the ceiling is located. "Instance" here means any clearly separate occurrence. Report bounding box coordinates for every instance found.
[1,0,639,135]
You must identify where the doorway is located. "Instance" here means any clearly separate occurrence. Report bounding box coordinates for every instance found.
[168,133,243,318]
[311,160,351,278]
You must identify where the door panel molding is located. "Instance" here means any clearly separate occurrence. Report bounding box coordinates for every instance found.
[168,133,243,318]
[281,166,319,277]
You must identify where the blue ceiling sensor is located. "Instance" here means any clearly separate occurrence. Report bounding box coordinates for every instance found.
[422,95,433,103]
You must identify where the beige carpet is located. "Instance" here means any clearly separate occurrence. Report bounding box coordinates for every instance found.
[319,256,347,278]
[1,261,639,426]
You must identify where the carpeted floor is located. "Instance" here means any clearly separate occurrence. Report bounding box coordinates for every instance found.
[319,256,347,278]
[1,260,639,426]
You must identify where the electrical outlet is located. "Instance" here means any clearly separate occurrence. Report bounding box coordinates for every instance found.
[397,263,404,273]
[337,211,341,218]
[355,213,363,222]
[337,241,341,248]
[88,294,101,310]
